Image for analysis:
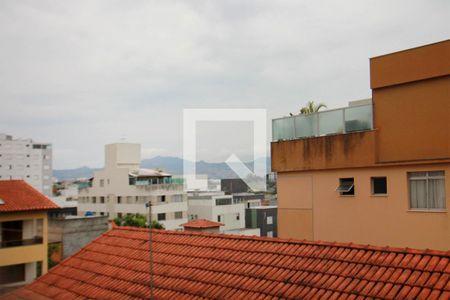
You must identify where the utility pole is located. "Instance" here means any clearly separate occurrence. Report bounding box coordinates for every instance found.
[146,201,154,300]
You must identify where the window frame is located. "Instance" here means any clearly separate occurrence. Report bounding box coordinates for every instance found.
[337,178,355,196]
[371,176,388,196]
[157,213,166,221]
[408,171,446,211]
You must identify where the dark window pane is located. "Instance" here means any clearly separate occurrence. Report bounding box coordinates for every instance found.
[372,177,387,194]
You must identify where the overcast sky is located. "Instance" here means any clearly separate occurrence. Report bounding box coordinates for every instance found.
[1,1,449,169]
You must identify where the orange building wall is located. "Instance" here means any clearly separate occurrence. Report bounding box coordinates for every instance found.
[274,40,450,250]
[272,131,377,172]
[277,163,450,250]
[370,39,450,89]
[373,75,450,163]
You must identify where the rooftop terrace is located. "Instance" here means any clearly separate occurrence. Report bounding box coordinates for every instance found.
[272,100,373,142]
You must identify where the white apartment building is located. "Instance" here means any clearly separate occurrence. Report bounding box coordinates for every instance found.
[187,191,246,231]
[0,133,52,196]
[78,143,187,230]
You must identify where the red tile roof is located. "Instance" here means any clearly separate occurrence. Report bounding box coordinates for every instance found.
[0,180,59,213]
[2,227,449,300]
[181,219,224,228]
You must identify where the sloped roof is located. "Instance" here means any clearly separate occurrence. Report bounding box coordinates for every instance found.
[181,219,225,228]
[3,227,449,299]
[0,180,59,213]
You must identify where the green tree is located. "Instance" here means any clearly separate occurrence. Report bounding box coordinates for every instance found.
[114,213,165,229]
[149,220,165,229]
[299,101,327,114]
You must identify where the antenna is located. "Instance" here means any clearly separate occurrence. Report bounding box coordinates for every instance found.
[147,201,154,299]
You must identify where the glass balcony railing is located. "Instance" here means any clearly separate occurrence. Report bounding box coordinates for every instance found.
[132,177,184,186]
[272,104,373,141]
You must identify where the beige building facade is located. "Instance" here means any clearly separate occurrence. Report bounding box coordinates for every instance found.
[78,143,188,230]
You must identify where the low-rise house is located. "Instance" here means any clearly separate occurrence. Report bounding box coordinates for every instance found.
[2,226,449,299]
[180,219,224,234]
[187,191,244,230]
[0,180,58,292]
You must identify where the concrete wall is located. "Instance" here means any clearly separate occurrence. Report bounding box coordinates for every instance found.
[48,216,108,259]
[105,143,140,170]
[277,163,450,250]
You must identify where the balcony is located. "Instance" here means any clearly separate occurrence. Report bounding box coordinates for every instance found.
[272,103,373,141]
[0,219,44,249]
[0,236,43,249]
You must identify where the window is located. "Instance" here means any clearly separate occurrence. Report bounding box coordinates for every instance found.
[267,231,273,237]
[172,195,183,203]
[337,178,354,195]
[157,213,166,221]
[267,216,273,225]
[371,177,387,195]
[174,211,183,219]
[0,264,25,284]
[235,213,240,221]
[99,179,104,187]
[408,171,446,210]
[100,197,105,204]
[215,198,232,206]
[117,196,121,204]
[117,213,123,218]
[217,215,223,222]
[100,212,105,216]
[92,197,96,204]
[159,195,166,202]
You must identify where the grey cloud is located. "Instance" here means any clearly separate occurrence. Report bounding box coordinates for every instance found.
[0,0,449,168]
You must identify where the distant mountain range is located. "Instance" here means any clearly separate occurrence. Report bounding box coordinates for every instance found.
[53,156,271,181]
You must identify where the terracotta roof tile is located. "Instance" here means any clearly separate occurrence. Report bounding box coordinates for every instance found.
[0,180,59,212]
[2,226,449,300]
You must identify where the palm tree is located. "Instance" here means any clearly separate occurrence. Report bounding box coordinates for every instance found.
[300,101,327,114]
